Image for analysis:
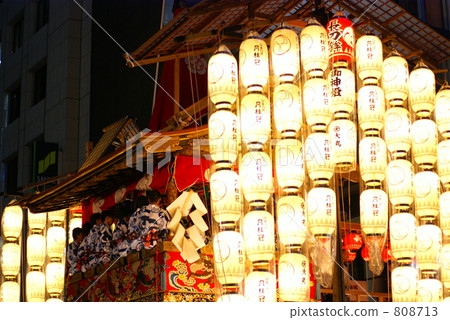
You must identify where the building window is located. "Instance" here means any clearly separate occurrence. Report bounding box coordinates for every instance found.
[12,18,24,52]
[5,156,18,194]
[33,64,47,105]
[36,0,49,32]
[7,85,21,124]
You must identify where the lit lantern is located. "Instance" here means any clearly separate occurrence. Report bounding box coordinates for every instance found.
[273,83,302,137]
[300,18,328,77]
[208,44,238,109]
[277,195,307,246]
[413,171,440,220]
[307,187,336,237]
[382,49,409,106]
[416,224,441,273]
[1,243,21,277]
[240,92,271,149]
[440,191,450,237]
[46,262,65,295]
[305,132,334,184]
[209,109,238,164]
[441,244,450,288]
[384,107,411,157]
[392,266,418,302]
[409,60,435,117]
[387,159,414,210]
[328,67,355,117]
[245,271,277,302]
[217,294,247,302]
[303,77,331,131]
[243,210,275,263]
[27,234,46,267]
[0,281,20,302]
[271,23,300,82]
[346,250,357,262]
[343,233,363,251]
[361,245,369,261]
[47,226,66,261]
[435,82,450,138]
[411,119,437,169]
[1,205,23,241]
[48,209,66,225]
[240,151,272,203]
[28,211,46,232]
[417,279,443,302]
[26,271,45,302]
[213,231,245,286]
[360,189,388,236]
[359,136,387,187]
[69,216,82,243]
[437,140,450,189]
[357,84,385,134]
[275,138,304,192]
[239,31,269,92]
[278,253,309,302]
[328,119,356,172]
[390,213,417,263]
[210,168,241,224]
[326,11,354,67]
[355,34,383,84]
[46,298,63,302]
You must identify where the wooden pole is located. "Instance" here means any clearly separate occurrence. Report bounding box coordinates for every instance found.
[174,58,180,116]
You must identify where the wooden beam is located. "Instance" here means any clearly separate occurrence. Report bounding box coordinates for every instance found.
[186,0,266,17]
[439,56,450,64]
[404,49,423,59]
[382,11,406,26]
[433,69,449,74]
[381,34,396,43]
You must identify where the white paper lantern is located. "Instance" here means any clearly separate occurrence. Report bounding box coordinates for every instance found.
[240,92,271,149]
[300,18,328,77]
[28,211,46,231]
[356,34,383,84]
[27,234,46,267]
[382,49,409,106]
[440,191,450,237]
[387,159,414,210]
[275,138,304,192]
[360,189,388,236]
[307,187,336,237]
[273,83,302,137]
[210,168,241,224]
[328,67,355,117]
[413,171,440,219]
[245,271,277,302]
[239,31,269,92]
[46,298,63,302]
[278,253,309,302]
[359,136,387,186]
[209,109,238,163]
[303,77,331,131]
[409,60,435,117]
[213,231,245,286]
[392,266,418,302]
[47,226,66,261]
[411,119,437,169]
[417,224,441,273]
[0,281,20,302]
[277,195,307,246]
[208,44,238,109]
[435,82,450,138]
[1,205,23,241]
[441,244,450,288]
[385,106,411,157]
[217,294,247,302]
[328,119,356,172]
[46,262,65,295]
[417,279,443,302]
[26,271,45,302]
[243,210,275,263]
[305,132,334,184]
[438,140,450,189]
[48,209,66,225]
[271,24,300,82]
[357,85,385,134]
[390,213,416,263]
[240,151,272,203]
[1,243,21,277]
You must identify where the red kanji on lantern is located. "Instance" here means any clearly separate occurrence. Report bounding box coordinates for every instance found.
[361,245,369,261]
[344,233,363,251]
[326,11,354,66]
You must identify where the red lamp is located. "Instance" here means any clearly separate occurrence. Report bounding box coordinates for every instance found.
[361,245,369,261]
[343,233,363,252]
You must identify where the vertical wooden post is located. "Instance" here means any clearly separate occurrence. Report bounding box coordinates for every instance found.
[174,58,180,116]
